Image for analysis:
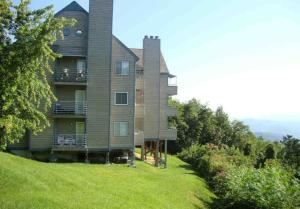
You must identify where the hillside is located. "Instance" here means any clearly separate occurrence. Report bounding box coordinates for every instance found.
[0,152,214,209]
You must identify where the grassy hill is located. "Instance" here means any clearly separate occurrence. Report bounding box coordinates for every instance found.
[0,152,215,209]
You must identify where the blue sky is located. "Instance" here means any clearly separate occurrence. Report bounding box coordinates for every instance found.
[19,0,300,119]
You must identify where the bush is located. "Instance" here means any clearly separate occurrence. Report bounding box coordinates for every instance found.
[221,164,300,209]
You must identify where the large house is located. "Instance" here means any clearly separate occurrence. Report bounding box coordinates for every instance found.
[9,0,178,166]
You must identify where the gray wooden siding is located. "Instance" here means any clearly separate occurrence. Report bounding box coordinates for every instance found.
[30,118,54,150]
[87,0,113,149]
[143,37,161,140]
[110,37,136,149]
[55,11,88,56]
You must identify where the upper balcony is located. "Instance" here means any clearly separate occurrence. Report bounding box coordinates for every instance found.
[167,74,177,96]
[53,68,87,86]
[52,101,87,118]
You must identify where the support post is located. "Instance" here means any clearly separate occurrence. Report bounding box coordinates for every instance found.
[49,149,57,163]
[141,143,145,161]
[155,141,159,167]
[85,150,89,164]
[106,152,110,165]
[164,140,168,168]
[129,150,136,167]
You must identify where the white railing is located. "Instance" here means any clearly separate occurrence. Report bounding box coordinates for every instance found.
[54,134,87,148]
[53,101,87,115]
[54,68,87,83]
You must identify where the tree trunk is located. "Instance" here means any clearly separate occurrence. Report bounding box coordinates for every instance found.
[0,126,6,150]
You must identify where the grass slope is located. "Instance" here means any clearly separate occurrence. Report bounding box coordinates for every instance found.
[0,152,215,209]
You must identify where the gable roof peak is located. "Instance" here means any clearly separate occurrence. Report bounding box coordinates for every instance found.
[55,1,88,16]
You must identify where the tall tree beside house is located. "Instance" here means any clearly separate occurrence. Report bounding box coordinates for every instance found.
[0,0,74,150]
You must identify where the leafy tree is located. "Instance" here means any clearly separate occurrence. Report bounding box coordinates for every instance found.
[214,107,232,145]
[281,135,300,169]
[0,0,74,150]
[264,144,276,160]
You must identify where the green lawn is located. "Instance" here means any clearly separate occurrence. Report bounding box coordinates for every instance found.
[0,152,215,209]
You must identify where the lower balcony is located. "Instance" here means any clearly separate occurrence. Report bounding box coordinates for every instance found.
[166,107,178,117]
[53,101,87,118]
[160,129,177,140]
[53,134,87,150]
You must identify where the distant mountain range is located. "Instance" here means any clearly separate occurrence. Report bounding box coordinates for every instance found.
[242,119,300,141]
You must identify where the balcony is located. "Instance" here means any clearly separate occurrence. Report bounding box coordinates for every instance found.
[160,129,177,140]
[167,86,178,96]
[53,68,87,85]
[53,101,87,118]
[53,134,87,150]
[166,107,178,117]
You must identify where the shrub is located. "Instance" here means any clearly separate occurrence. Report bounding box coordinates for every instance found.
[222,165,300,209]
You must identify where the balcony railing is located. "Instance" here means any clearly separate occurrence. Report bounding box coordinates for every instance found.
[54,68,87,83]
[53,134,87,148]
[53,101,87,116]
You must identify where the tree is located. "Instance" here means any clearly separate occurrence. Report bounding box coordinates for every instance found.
[264,144,276,160]
[281,135,300,169]
[0,0,74,150]
[214,106,232,145]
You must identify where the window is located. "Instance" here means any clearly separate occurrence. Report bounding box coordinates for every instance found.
[116,61,129,75]
[76,29,83,36]
[77,59,86,73]
[114,122,128,137]
[63,28,71,36]
[115,92,128,105]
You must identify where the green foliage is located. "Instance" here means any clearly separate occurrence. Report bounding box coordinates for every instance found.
[178,144,252,188]
[170,98,260,154]
[222,165,300,209]
[281,135,300,169]
[0,0,74,149]
[264,144,276,160]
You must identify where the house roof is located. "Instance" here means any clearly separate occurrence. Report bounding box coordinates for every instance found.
[130,48,169,73]
[113,36,139,61]
[55,1,88,16]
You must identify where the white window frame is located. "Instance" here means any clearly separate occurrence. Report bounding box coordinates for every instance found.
[115,92,128,105]
[113,122,129,137]
[116,60,130,76]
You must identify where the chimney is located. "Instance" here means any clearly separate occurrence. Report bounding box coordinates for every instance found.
[87,0,113,148]
[143,35,161,139]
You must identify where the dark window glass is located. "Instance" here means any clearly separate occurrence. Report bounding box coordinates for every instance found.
[116,93,128,105]
[63,28,71,36]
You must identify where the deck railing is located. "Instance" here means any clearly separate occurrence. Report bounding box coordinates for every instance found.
[53,134,87,148]
[54,68,87,83]
[53,101,87,115]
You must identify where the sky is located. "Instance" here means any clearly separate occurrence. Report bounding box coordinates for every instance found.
[19,0,300,120]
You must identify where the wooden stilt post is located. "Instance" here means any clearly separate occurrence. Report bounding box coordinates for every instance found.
[85,149,89,164]
[141,143,145,161]
[155,141,159,167]
[164,140,168,169]
[106,152,110,165]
